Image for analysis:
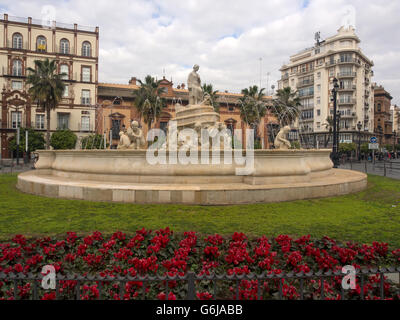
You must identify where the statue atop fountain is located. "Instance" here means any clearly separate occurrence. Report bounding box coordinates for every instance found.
[187,64,203,105]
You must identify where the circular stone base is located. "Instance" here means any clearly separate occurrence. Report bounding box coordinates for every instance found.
[17,169,367,205]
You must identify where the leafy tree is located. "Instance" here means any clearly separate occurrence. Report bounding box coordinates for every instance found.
[202,83,219,112]
[339,142,356,154]
[239,85,267,139]
[322,116,334,148]
[135,75,166,129]
[9,128,45,156]
[291,141,301,149]
[50,130,77,150]
[81,134,105,149]
[361,143,369,154]
[384,144,393,152]
[272,87,301,126]
[26,58,66,149]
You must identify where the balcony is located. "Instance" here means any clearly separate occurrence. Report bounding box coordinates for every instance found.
[338,85,356,92]
[337,72,356,78]
[55,45,75,56]
[6,40,29,50]
[1,66,25,78]
[337,98,356,105]
[337,58,361,66]
[281,74,289,80]
[296,79,314,88]
[298,68,314,76]
[340,112,357,119]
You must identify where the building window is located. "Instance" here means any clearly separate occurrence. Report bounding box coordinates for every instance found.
[316,84,321,92]
[377,103,381,112]
[317,109,321,116]
[11,80,22,90]
[81,90,90,105]
[12,60,23,76]
[82,67,91,82]
[60,64,69,80]
[12,33,23,49]
[36,36,47,52]
[329,68,335,77]
[11,111,22,128]
[57,113,70,129]
[82,41,91,57]
[60,39,70,54]
[317,72,321,79]
[36,114,45,129]
[111,119,121,139]
[63,85,69,98]
[81,116,90,131]
[317,97,321,105]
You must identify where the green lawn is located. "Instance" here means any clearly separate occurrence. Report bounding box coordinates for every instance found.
[0,173,399,247]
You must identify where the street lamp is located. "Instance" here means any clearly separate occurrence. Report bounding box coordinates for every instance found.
[331,78,340,168]
[357,121,362,161]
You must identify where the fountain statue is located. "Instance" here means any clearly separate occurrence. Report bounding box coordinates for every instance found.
[274,126,292,150]
[126,120,146,149]
[18,63,367,205]
[187,64,203,105]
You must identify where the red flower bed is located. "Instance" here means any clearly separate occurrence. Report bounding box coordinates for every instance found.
[0,228,399,300]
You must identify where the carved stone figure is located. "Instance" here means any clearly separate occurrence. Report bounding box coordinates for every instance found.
[187,64,203,105]
[274,126,292,150]
[127,120,145,149]
[117,128,131,150]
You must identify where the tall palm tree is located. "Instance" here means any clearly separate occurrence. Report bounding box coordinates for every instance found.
[273,87,301,126]
[26,58,66,149]
[135,75,166,129]
[322,116,334,148]
[239,85,267,139]
[201,83,219,112]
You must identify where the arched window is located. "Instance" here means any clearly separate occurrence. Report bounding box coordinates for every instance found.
[36,36,47,52]
[82,41,91,57]
[60,64,69,80]
[12,59,22,76]
[12,33,23,49]
[60,39,70,54]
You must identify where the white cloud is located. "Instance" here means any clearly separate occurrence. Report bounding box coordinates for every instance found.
[0,0,399,103]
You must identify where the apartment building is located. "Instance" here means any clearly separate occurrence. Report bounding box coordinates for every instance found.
[278,26,374,148]
[373,84,393,146]
[97,77,277,149]
[0,13,99,159]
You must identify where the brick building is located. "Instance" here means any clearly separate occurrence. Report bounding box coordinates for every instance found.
[96,77,278,149]
[373,84,393,146]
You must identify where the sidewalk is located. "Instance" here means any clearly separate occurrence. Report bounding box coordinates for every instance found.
[339,160,400,180]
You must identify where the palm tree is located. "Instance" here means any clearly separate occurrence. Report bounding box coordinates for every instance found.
[26,58,66,149]
[273,87,301,126]
[201,83,219,112]
[322,116,334,148]
[239,85,267,140]
[135,75,166,129]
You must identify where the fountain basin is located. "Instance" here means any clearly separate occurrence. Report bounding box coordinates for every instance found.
[17,149,367,205]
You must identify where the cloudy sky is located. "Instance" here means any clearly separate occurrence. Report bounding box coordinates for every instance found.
[1,0,399,104]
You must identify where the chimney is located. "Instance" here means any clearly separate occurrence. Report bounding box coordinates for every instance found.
[129,77,137,85]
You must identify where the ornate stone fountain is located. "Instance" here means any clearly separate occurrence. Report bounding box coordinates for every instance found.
[17,65,367,204]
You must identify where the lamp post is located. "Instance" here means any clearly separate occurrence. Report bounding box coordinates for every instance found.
[357,121,362,161]
[331,78,340,168]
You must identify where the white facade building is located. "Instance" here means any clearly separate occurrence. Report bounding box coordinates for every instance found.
[278,26,375,148]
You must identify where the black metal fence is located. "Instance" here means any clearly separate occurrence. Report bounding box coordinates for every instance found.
[1,267,399,300]
[340,159,400,178]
